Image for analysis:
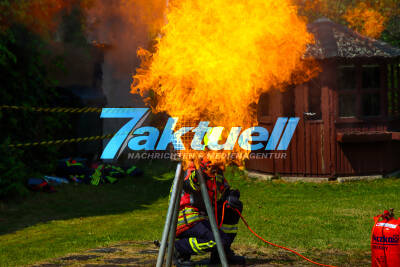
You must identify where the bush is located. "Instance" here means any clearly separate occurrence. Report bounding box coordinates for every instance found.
[0,25,67,198]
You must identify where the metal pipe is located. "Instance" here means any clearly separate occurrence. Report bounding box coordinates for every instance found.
[165,172,183,267]
[156,162,183,267]
[197,170,228,267]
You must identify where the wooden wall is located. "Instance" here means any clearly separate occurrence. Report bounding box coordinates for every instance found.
[247,59,400,177]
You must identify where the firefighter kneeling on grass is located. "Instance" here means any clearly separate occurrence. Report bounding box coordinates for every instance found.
[173,159,245,266]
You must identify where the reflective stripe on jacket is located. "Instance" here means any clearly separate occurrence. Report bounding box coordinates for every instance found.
[176,167,230,235]
[176,206,207,236]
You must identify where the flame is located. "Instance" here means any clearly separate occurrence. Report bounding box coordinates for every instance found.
[132,0,317,162]
[343,3,387,39]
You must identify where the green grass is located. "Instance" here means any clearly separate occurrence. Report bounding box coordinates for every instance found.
[0,162,399,266]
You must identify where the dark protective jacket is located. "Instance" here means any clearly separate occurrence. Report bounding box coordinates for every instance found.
[176,163,230,236]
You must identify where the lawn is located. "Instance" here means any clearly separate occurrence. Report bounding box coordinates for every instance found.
[0,161,399,266]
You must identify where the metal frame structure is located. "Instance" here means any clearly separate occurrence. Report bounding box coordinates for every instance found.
[156,163,228,267]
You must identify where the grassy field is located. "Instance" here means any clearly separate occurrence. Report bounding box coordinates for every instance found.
[0,161,399,266]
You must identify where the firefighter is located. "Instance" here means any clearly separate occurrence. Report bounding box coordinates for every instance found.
[173,159,245,266]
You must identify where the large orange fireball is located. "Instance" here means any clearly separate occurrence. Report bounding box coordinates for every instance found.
[132,0,317,157]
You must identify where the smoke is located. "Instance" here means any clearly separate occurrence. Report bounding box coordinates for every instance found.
[1,0,167,77]
[85,0,167,77]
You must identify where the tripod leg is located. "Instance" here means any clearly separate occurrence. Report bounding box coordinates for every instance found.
[156,162,183,267]
[165,172,183,267]
[197,170,228,267]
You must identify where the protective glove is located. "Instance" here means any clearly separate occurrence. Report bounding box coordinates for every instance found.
[226,194,243,210]
[220,188,239,204]
[229,189,240,199]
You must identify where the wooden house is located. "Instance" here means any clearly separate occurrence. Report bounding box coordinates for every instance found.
[247,18,400,178]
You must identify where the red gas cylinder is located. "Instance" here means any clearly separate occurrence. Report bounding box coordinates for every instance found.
[371,209,400,267]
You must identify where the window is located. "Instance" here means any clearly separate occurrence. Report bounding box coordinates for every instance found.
[337,64,382,118]
[361,65,381,117]
[257,87,294,121]
[339,94,356,117]
[363,65,380,89]
[338,65,357,117]
[362,93,380,116]
[338,66,356,91]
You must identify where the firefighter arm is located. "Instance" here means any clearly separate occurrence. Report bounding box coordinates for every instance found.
[183,170,200,193]
[225,188,242,211]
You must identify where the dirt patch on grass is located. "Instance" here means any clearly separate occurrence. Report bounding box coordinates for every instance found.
[31,241,370,266]
[233,244,370,266]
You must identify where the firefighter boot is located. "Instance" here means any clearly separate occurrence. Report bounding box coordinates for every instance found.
[173,249,193,267]
[209,248,245,265]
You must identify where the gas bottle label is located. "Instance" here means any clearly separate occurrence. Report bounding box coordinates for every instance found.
[372,244,389,251]
[376,222,398,229]
[372,234,400,244]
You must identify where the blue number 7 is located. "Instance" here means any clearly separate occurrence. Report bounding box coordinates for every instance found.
[100,108,149,160]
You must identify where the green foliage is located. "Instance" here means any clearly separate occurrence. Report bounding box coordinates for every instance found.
[296,0,400,47]
[0,24,67,198]
[1,164,399,266]
[381,16,400,47]
[0,146,30,198]
[0,0,94,198]
[61,5,88,45]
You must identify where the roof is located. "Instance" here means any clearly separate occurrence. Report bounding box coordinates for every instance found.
[305,18,400,59]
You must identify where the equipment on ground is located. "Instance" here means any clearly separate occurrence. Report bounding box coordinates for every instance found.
[371,209,400,267]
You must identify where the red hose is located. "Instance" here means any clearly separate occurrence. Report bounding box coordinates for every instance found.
[214,177,218,228]
[218,200,228,229]
[219,201,338,267]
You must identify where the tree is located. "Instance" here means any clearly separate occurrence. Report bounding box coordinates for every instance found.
[295,0,400,45]
[0,0,88,198]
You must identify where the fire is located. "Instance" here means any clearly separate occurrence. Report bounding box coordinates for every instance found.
[132,0,317,160]
[344,2,387,39]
